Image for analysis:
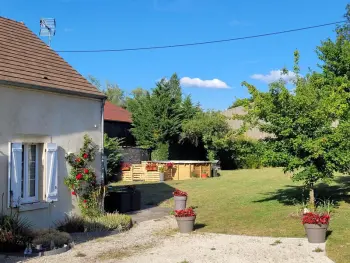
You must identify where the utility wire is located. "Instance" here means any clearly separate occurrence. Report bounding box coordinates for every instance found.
[56,20,346,53]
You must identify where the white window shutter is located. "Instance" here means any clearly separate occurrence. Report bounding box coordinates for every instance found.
[9,143,22,207]
[46,143,58,202]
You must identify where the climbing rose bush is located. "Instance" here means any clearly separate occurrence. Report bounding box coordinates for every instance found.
[302,212,330,225]
[64,135,101,217]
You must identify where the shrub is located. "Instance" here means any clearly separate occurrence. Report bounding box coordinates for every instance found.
[85,213,132,232]
[55,214,85,233]
[0,214,33,252]
[32,229,72,249]
[151,143,169,161]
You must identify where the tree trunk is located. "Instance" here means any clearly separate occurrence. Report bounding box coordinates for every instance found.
[309,187,315,212]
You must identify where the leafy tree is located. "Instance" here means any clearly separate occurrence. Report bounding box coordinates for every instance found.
[126,73,196,156]
[181,111,232,160]
[237,51,350,209]
[87,75,126,107]
[104,134,123,183]
[317,5,350,81]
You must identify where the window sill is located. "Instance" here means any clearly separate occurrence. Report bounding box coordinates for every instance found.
[19,202,49,212]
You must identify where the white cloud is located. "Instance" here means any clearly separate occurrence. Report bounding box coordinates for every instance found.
[180,77,230,89]
[250,70,299,84]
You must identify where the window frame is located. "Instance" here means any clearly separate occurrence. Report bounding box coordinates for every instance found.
[21,143,39,204]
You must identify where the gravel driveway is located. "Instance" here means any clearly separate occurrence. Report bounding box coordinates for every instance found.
[18,216,333,263]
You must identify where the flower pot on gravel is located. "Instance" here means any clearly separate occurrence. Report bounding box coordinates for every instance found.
[302,212,330,243]
[174,208,196,233]
[173,189,188,210]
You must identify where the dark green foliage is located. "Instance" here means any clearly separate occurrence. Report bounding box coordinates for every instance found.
[0,214,33,252]
[32,229,72,248]
[126,74,200,152]
[151,143,169,161]
[104,134,123,182]
[55,214,85,233]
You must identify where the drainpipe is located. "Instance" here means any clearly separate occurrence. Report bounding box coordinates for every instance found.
[101,98,106,213]
[101,98,106,185]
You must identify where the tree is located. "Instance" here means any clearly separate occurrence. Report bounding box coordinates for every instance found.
[87,75,126,107]
[126,73,201,160]
[181,110,232,160]
[317,5,350,81]
[237,51,350,209]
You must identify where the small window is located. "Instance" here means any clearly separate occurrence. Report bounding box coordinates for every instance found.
[21,144,39,203]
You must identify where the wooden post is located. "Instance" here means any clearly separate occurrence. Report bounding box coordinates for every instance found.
[131,165,134,182]
[200,165,202,179]
[177,165,180,180]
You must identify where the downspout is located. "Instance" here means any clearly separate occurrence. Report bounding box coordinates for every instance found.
[101,98,106,212]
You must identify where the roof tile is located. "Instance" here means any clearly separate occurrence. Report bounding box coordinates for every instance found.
[104,101,132,123]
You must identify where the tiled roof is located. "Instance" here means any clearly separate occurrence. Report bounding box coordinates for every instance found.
[0,17,104,98]
[104,101,132,123]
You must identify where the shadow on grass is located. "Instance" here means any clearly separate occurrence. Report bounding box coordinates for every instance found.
[194,223,207,230]
[254,176,350,207]
[109,183,176,209]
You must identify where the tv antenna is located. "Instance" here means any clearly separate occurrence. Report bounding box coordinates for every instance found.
[39,18,56,47]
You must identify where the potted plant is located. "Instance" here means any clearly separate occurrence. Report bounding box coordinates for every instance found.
[173,189,187,210]
[121,163,131,171]
[302,212,330,243]
[158,165,165,182]
[174,208,196,233]
[201,173,209,179]
[146,163,158,171]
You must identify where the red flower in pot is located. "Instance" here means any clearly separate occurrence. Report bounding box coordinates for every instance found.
[201,173,209,179]
[302,212,330,243]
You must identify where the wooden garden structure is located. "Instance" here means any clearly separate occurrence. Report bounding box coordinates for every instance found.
[120,161,213,182]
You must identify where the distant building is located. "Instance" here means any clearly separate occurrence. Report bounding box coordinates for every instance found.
[222,107,270,140]
[104,101,135,146]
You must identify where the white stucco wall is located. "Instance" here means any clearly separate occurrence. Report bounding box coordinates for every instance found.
[0,84,103,228]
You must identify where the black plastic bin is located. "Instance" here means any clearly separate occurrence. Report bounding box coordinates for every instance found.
[104,187,141,213]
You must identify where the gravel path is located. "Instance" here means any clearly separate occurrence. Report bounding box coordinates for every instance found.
[15,216,333,263]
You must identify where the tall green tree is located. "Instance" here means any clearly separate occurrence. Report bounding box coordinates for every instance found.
[237,51,350,209]
[317,4,350,80]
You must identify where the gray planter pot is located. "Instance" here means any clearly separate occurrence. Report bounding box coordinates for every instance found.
[304,224,328,243]
[159,172,165,182]
[176,216,196,233]
[174,195,187,210]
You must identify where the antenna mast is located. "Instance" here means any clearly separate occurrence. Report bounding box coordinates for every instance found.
[39,18,56,47]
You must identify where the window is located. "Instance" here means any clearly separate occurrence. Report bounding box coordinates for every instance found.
[8,142,58,208]
[21,144,39,203]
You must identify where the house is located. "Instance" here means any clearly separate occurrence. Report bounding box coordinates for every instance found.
[104,101,135,146]
[222,107,270,140]
[0,17,105,228]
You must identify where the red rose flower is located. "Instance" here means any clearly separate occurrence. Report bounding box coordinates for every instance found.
[75,157,81,163]
[83,199,87,203]
[83,168,89,174]
[83,153,89,159]
[71,191,76,196]
[76,173,83,180]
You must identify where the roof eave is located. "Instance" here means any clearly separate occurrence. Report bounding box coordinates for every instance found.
[0,80,107,100]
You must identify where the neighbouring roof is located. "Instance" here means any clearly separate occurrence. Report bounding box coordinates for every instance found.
[104,101,132,123]
[0,17,104,98]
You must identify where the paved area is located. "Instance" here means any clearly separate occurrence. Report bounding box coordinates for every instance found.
[127,206,172,223]
[22,216,334,263]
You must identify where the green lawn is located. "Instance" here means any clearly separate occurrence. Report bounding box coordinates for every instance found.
[112,168,350,263]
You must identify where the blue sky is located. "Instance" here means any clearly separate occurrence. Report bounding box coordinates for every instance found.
[1,0,348,110]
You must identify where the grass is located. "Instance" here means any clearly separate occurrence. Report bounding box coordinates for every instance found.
[112,168,350,263]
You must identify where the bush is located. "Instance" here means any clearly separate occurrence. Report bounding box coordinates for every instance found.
[32,229,72,249]
[85,213,132,232]
[151,143,169,161]
[55,213,132,233]
[55,214,85,233]
[0,214,33,252]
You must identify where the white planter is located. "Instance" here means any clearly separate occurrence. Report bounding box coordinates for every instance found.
[159,172,165,182]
